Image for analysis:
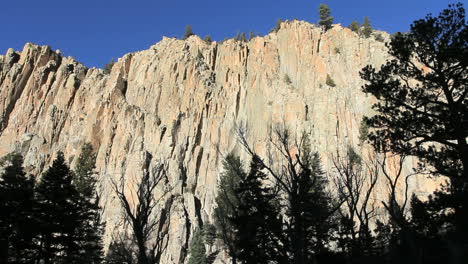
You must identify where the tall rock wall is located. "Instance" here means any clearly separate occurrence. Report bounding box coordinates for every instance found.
[0,21,435,263]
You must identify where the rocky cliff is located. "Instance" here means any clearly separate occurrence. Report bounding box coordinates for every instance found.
[0,21,434,263]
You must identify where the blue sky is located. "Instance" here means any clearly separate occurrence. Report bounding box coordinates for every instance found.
[0,0,464,68]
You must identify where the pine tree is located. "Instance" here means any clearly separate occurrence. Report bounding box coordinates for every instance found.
[73,143,105,263]
[213,153,244,264]
[303,153,337,256]
[349,21,360,33]
[361,17,372,38]
[0,153,36,263]
[318,4,333,31]
[188,228,208,264]
[231,155,284,264]
[361,3,468,262]
[35,152,81,263]
[248,31,255,40]
[103,58,115,74]
[236,128,341,263]
[183,25,194,40]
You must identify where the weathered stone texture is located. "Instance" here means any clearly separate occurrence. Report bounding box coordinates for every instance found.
[0,21,437,263]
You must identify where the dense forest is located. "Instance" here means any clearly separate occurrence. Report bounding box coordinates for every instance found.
[0,3,466,264]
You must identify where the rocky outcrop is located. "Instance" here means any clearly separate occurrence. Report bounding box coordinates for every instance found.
[0,21,437,263]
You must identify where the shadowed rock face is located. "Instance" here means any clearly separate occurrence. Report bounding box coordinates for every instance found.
[0,21,436,263]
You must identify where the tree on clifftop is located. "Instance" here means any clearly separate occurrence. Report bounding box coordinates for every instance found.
[361,17,373,38]
[349,21,360,33]
[183,25,195,40]
[318,4,333,31]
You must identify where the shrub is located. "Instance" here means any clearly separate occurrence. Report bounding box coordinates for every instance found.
[374,33,384,42]
[334,47,341,54]
[284,74,292,84]
[359,118,370,143]
[204,35,212,43]
[271,19,283,33]
[326,74,336,87]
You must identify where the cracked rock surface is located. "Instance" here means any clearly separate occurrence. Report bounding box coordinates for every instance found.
[0,21,437,263]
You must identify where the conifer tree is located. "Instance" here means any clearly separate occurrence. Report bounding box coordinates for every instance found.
[188,228,208,264]
[73,143,105,263]
[361,3,468,261]
[318,4,333,31]
[248,31,255,40]
[183,25,195,40]
[0,153,36,263]
[231,155,285,264]
[361,17,372,38]
[213,153,244,264]
[349,21,360,33]
[35,152,81,263]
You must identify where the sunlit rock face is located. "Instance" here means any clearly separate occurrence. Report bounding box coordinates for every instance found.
[0,21,437,263]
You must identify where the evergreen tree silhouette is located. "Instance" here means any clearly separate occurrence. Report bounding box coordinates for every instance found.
[231,155,284,264]
[188,228,209,264]
[73,143,105,263]
[318,4,333,31]
[361,17,372,38]
[213,153,244,264]
[0,153,36,263]
[361,2,468,262]
[35,152,81,263]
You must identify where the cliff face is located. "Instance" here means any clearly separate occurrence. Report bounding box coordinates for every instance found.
[0,21,433,263]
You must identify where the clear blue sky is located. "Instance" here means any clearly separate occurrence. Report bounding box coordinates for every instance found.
[0,0,465,68]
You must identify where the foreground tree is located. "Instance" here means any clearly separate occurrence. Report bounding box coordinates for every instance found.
[213,154,244,264]
[110,152,172,264]
[231,155,285,264]
[0,153,36,263]
[318,4,333,31]
[73,143,105,263]
[332,147,379,260]
[361,2,468,261]
[237,126,339,264]
[187,228,209,264]
[35,152,82,263]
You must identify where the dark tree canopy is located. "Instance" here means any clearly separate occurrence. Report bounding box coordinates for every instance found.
[318,4,333,31]
[349,21,360,33]
[361,2,467,182]
[361,1,468,253]
[187,228,209,264]
[73,143,105,264]
[361,17,373,38]
[183,25,195,40]
[213,153,244,264]
[35,152,82,263]
[0,153,36,263]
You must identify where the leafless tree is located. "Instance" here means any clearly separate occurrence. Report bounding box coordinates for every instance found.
[378,153,415,228]
[236,123,342,263]
[109,152,173,264]
[332,146,379,255]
